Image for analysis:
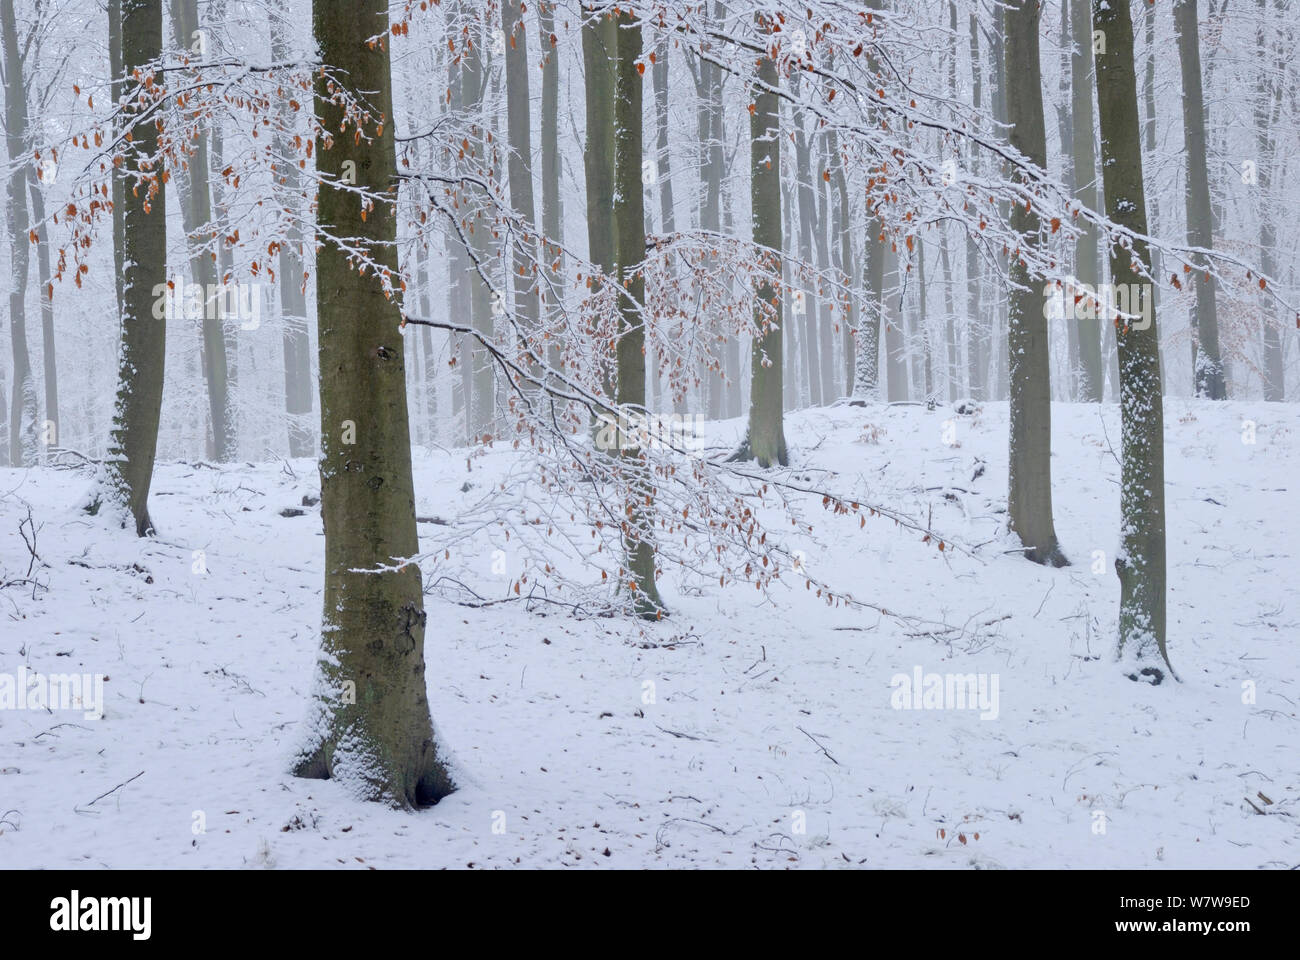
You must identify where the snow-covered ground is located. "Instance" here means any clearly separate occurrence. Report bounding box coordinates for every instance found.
[1,399,1296,869]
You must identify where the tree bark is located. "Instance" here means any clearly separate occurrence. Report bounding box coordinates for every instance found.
[294,0,454,806]
[828,122,855,401]
[464,13,496,441]
[170,0,233,461]
[539,1,564,380]
[1069,0,1104,401]
[917,235,934,401]
[1,0,36,466]
[502,0,539,393]
[694,1,728,419]
[583,4,617,410]
[612,9,664,617]
[965,13,987,401]
[1253,0,1285,401]
[270,10,313,457]
[1094,0,1171,679]
[109,0,126,323]
[27,170,58,455]
[90,0,167,535]
[883,236,906,402]
[791,71,824,406]
[734,31,787,467]
[1141,1,1164,394]
[1057,0,1079,400]
[1004,0,1067,567]
[1174,0,1226,399]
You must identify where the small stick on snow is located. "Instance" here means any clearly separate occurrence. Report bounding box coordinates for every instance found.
[80,770,145,810]
[797,726,840,766]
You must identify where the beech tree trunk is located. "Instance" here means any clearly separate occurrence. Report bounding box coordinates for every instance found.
[734,25,787,466]
[1094,0,1171,680]
[294,0,454,807]
[1174,0,1226,399]
[171,0,233,461]
[270,10,313,457]
[502,0,539,393]
[791,71,824,406]
[27,170,58,456]
[1004,0,1066,567]
[1069,0,1104,401]
[538,1,563,381]
[611,9,664,617]
[93,0,167,535]
[965,13,987,401]
[1,0,36,466]
[1253,0,1285,401]
[583,3,618,415]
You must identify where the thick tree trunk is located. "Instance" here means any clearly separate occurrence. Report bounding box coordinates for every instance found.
[1004,0,1066,567]
[734,29,786,466]
[294,0,454,807]
[1,0,36,466]
[1094,0,1171,679]
[92,0,167,535]
[611,10,664,617]
[1174,0,1226,399]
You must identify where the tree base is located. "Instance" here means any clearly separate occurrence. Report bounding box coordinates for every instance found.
[727,431,789,468]
[1125,666,1165,686]
[293,731,454,810]
[1024,542,1070,568]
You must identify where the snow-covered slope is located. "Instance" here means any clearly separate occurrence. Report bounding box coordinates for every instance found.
[1,399,1296,868]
